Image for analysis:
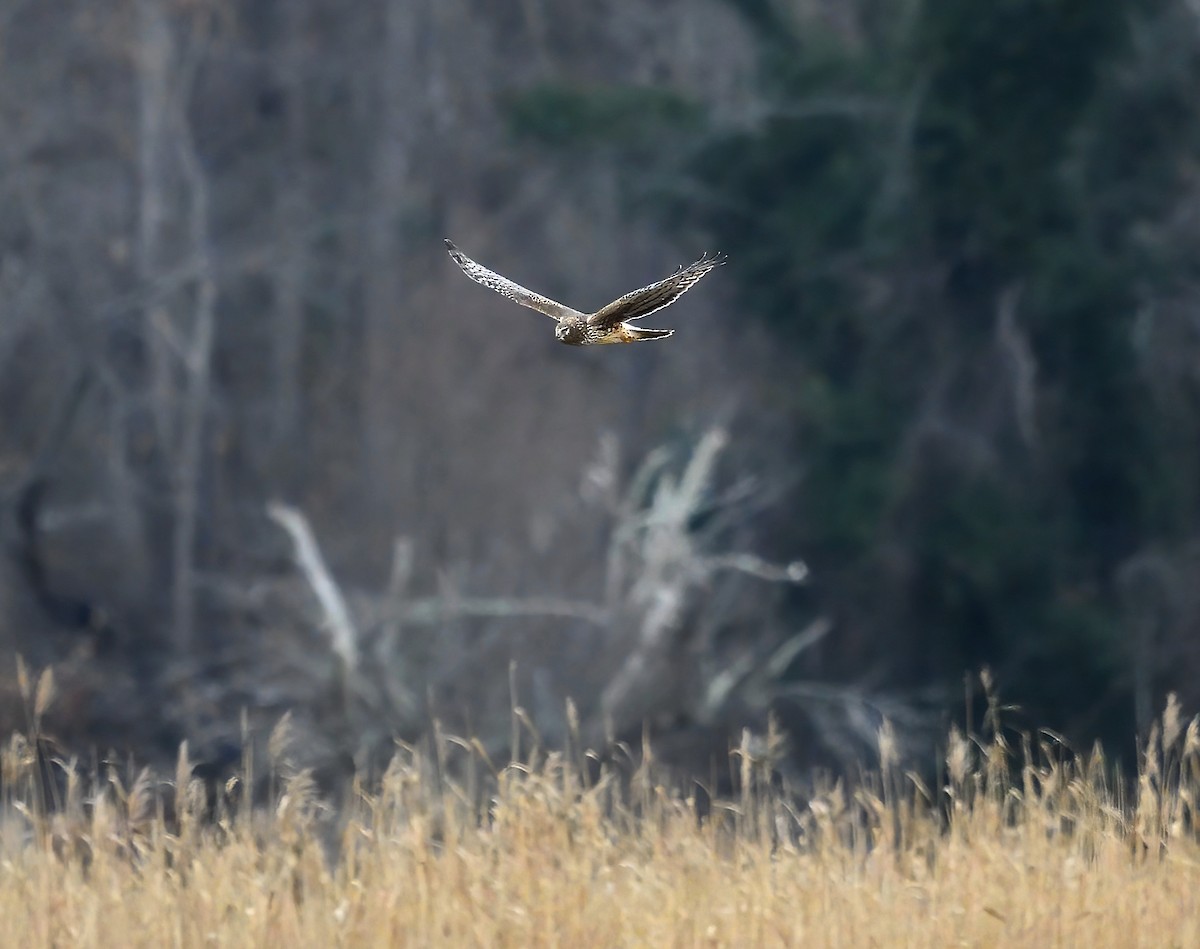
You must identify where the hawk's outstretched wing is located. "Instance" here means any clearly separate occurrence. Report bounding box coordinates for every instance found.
[588,253,724,331]
[445,240,581,322]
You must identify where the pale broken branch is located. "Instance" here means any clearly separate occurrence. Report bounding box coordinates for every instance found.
[267,500,358,678]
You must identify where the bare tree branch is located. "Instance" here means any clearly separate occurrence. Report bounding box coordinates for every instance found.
[381,596,607,627]
[378,536,415,645]
[699,553,809,584]
[699,616,833,722]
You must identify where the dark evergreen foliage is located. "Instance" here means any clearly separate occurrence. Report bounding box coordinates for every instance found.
[507,0,1200,747]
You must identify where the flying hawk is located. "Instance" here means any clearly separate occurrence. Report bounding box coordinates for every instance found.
[444,239,723,345]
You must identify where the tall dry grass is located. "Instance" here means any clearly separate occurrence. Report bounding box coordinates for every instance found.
[1,675,1198,948]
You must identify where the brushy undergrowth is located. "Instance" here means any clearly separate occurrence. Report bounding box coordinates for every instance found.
[1,671,1198,948]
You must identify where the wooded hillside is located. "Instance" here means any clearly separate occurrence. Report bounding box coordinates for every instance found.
[2,0,1198,783]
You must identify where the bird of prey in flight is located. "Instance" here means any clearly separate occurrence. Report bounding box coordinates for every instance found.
[444,239,723,346]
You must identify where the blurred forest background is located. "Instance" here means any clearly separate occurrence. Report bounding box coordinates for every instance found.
[2,0,1200,789]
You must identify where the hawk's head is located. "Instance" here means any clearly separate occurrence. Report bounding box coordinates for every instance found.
[555,317,588,346]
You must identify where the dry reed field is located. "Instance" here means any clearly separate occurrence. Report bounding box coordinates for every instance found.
[1,676,1199,948]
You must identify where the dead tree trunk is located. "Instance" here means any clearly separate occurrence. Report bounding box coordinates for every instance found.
[135,0,176,456]
[134,2,217,652]
[170,91,216,654]
[361,0,421,520]
[269,0,313,469]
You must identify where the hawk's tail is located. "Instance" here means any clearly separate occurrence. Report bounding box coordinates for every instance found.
[624,326,674,342]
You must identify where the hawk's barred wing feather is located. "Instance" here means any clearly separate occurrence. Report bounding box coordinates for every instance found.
[444,239,580,322]
[588,253,724,330]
